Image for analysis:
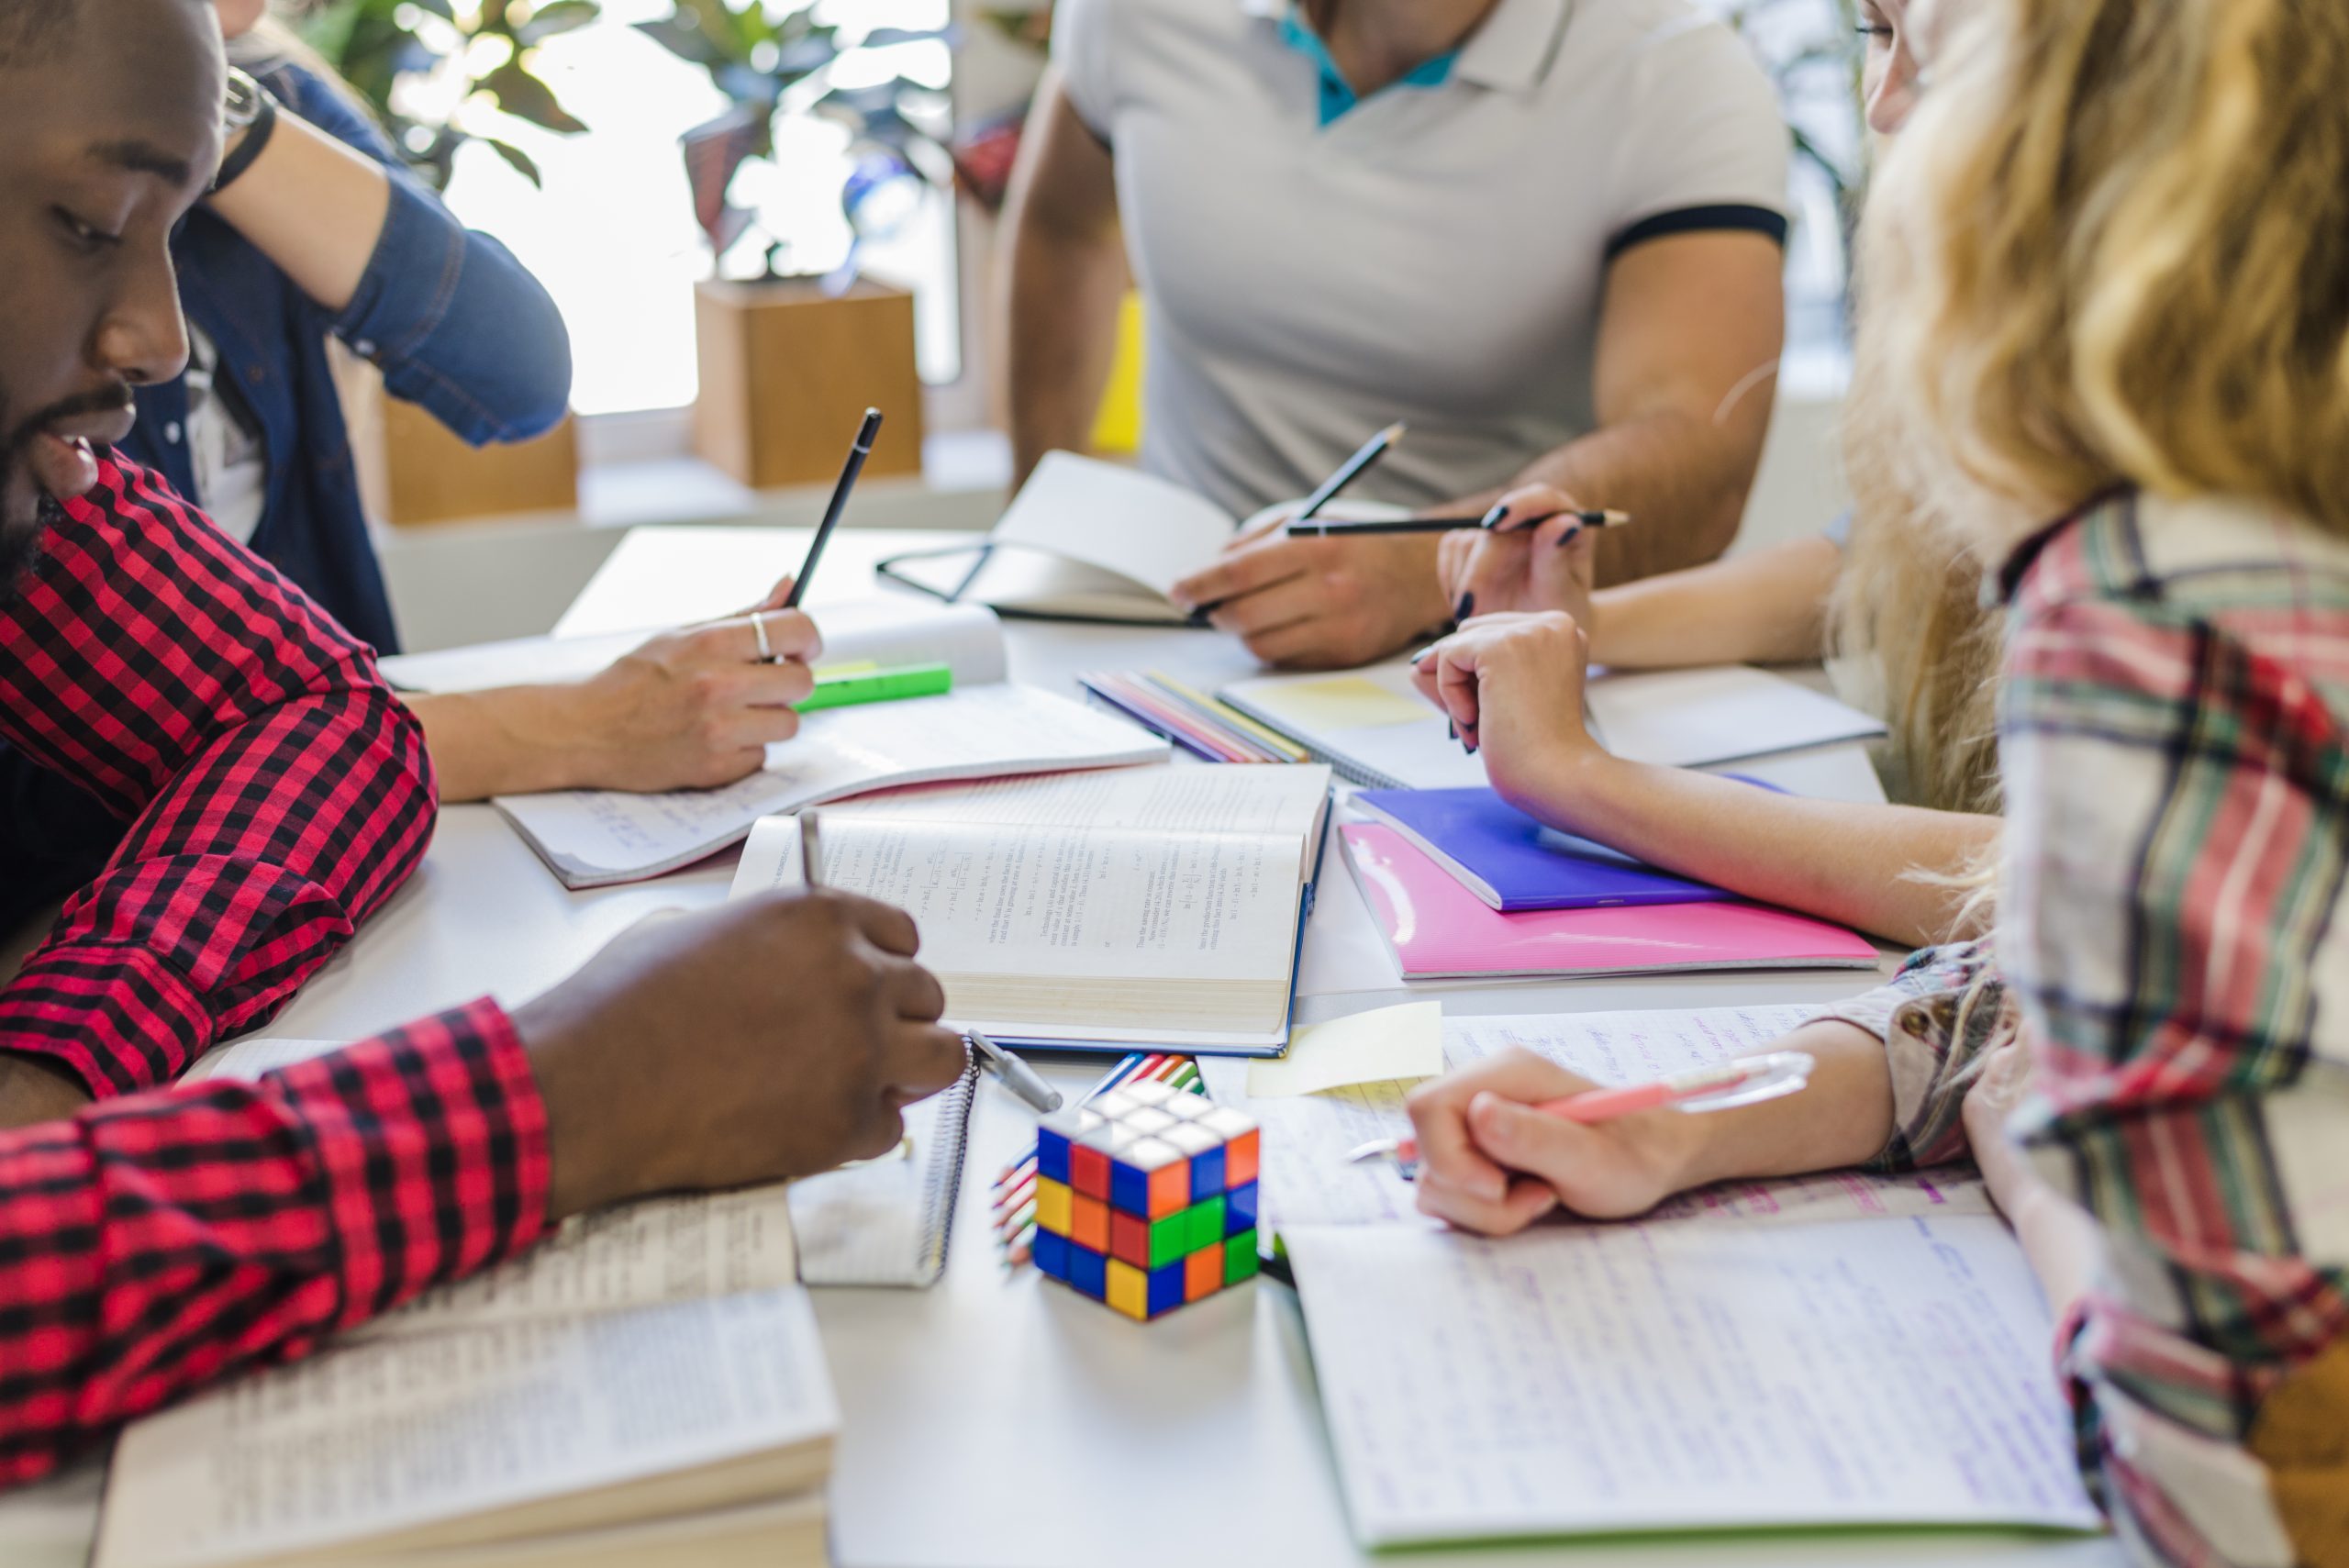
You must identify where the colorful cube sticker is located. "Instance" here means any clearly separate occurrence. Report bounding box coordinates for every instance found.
[1032,1089,1260,1319]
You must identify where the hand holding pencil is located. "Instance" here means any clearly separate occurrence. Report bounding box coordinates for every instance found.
[1437,481,1605,630]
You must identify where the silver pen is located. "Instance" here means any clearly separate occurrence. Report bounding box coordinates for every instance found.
[963,1027,1063,1113]
[799,808,825,887]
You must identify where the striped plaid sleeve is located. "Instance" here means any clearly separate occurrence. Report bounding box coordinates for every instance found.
[0,460,436,1096]
[1997,517,2349,1567]
[0,999,548,1489]
[1807,939,2017,1171]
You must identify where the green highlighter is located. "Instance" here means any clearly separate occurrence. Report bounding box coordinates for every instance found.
[795,662,954,713]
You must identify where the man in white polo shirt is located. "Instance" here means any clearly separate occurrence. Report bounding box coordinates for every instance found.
[1002,0,1792,667]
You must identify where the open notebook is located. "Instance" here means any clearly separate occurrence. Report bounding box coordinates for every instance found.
[731,764,1333,1054]
[874,451,1408,624]
[1219,659,1889,788]
[1195,1007,2102,1548]
[484,604,1168,887]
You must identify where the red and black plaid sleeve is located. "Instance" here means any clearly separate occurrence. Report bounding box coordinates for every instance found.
[0,999,550,1487]
[0,459,436,1095]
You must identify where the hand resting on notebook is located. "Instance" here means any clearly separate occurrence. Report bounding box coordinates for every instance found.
[515,890,968,1219]
[1404,1018,1891,1236]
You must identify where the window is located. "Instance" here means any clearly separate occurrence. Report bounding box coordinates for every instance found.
[436,0,960,420]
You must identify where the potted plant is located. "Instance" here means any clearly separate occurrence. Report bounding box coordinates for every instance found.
[290,0,600,524]
[635,0,952,488]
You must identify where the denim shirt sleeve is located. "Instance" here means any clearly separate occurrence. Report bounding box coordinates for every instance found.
[263,64,573,445]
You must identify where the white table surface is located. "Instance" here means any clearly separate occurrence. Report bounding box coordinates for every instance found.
[5,528,2126,1568]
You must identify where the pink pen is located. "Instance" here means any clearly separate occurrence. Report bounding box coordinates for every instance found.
[1344,1051,1816,1169]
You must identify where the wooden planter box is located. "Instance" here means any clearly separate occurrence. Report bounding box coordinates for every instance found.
[693,276,926,490]
[379,397,580,527]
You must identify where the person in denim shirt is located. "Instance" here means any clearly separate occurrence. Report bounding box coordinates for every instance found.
[0,5,836,927]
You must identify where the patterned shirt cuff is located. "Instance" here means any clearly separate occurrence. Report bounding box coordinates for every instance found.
[0,941,214,1097]
[271,998,551,1331]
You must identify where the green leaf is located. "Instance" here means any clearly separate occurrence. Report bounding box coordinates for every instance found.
[485,138,546,187]
[482,60,590,134]
[516,0,600,46]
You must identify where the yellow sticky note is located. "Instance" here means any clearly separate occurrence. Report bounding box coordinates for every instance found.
[1264,675,1430,731]
[812,660,880,679]
[1247,1002,1445,1098]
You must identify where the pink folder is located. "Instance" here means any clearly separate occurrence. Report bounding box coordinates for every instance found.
[1341,824,1883,979]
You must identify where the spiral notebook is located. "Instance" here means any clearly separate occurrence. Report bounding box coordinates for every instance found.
[787,1062,979,1288]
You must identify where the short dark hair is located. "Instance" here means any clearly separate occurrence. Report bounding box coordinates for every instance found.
[0,0,79,72]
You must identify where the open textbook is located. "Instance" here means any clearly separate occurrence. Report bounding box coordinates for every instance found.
[874,451,1408,624]
[732,763,1333,1053]
[482,603,1168,887]
[93,1177,834,1568]
[1198,1006,2103,1547]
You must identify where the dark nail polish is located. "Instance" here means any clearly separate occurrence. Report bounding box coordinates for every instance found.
[1479,501,1508,529]
[1448,720,1457,740]
[1455,592,1475,622]
[1553,527,1584,550]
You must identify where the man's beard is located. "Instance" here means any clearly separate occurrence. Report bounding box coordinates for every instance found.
[0,382,132,609]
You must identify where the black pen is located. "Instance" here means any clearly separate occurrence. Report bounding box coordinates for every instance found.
[1288,509,1633,538]
[1287,421,1405,537]
[782,407,885,611]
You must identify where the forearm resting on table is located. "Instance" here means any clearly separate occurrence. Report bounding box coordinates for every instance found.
[403,687,598,803]
[1661,1018,1896,1191]
[1516,751,1998,948]
[1589,534,1843,668]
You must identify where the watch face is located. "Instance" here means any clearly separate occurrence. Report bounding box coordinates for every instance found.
[222,71,263,130]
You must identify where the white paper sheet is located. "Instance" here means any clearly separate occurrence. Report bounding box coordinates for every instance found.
[495,684,1168,886]
[95,1290,837,1568]
[1201,1005,1989,1229]
[1584,664,1887,769]
[1285,1216,2102,1544]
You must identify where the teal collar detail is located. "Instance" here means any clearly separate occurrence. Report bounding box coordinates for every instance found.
[1276,7,1459,127]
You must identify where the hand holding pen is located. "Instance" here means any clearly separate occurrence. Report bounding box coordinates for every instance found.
[1434,481,1607,633]
[1388,1048,1815,1238]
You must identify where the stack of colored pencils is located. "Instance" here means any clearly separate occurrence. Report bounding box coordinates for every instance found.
[993,1051,1208,1268]
[1078,671,1309,765]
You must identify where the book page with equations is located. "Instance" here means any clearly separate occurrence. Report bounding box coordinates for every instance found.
[734,764,1332,1048]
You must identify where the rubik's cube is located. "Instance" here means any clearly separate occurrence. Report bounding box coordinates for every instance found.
[1029,1081,1262,1319]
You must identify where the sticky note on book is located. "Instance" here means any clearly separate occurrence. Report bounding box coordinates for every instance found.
[1247,1002,1444,1098]
[1262,675,1429,731]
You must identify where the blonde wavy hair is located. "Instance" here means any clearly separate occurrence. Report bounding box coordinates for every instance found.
[1860,0,2349,554]
[1829,335,2004,818]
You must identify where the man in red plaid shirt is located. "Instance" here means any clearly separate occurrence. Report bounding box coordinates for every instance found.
[0,0,970,1489]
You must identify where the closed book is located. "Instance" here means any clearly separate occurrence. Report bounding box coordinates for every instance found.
[1353,787,1737,911]
[1341,823,1881,979]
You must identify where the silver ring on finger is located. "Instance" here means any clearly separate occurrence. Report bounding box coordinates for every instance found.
[751,611,774,663]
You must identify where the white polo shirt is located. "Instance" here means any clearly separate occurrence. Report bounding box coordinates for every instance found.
[1053,0,1791,517]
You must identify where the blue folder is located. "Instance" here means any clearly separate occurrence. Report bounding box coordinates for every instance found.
[1353,787,1741,912]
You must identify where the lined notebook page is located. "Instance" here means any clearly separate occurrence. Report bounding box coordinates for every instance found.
[1284,1217,2101,1545]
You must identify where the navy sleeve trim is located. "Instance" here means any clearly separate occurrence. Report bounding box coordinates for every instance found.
[1604,204,1789,262]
